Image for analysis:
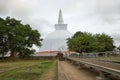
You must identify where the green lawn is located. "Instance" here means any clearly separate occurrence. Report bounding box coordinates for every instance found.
[0,60,57,80]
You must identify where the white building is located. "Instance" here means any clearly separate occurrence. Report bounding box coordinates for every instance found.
[37,9,72,56]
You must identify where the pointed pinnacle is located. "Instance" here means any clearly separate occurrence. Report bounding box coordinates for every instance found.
[58,9,64,24]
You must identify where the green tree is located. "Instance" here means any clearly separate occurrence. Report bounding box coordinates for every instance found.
[19,48,35,58]
[0,17,42,59]
[0,18,9,60]
[94,33,115,51]
[67,31,94,53]
[67,31,115,53]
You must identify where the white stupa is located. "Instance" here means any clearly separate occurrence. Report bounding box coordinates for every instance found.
[39,9,72,54]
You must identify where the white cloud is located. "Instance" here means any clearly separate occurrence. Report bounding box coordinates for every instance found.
[0,0,120,46]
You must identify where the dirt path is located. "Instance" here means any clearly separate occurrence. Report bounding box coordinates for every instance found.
[58,61,96,80]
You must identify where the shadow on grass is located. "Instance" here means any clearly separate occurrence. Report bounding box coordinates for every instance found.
[21,72,41,76]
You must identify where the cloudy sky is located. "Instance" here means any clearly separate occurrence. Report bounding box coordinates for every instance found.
[0,0,120,46]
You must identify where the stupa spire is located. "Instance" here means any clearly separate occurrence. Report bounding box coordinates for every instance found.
[58,9,64,24]
[55,9,67,30]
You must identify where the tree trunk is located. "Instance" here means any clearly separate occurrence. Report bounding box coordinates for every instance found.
[10,51,16,60]
[1,53,5,61]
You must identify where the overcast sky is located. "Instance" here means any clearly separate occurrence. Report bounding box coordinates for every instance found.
[0,0,120,46]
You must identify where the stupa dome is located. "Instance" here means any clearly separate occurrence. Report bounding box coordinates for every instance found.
[39,9,72,53]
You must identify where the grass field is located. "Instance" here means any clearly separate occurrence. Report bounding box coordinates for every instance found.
[81,56,120,62]
[0,60,57,80]
[92,56,120,61]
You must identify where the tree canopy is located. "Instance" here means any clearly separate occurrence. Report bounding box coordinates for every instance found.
[67,31,115,53]
[0,17,42,59]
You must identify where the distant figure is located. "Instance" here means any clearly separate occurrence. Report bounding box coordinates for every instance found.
[56,52,64,61]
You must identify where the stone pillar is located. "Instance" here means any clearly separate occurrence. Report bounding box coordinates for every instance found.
[96,71,110,80]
